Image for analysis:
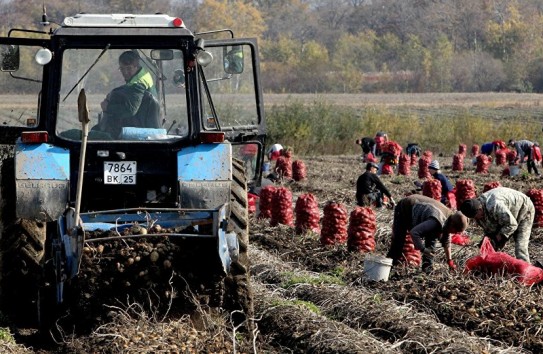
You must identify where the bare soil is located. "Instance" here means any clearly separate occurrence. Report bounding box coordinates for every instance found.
[6,154,543,353]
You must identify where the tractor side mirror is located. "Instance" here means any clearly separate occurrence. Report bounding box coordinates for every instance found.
[1,45,19,72]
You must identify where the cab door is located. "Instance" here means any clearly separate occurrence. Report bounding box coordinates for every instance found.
[199,38,266,187]
[0,36,51,148]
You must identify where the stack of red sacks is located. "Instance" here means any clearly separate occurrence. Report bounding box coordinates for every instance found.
[270,187,293,227]
[258,186,276,219]
[294,193,321,235]
[347,207,376,253]
[292,160,307,181]
[380,141,403,175]
[399,233,421,267]
[320,202,348,246]
[494,149,507,166]
[452,153,464,172]
[475,154,491,174]
[471,144,480,156]
[275,149,293,179]
[483,181,501,193]
[397,153,410,176]
[455,179,477,207]
[418,151,432,179]
[422,178,441,201]
[465,237,543,286]
[458,144,467,156]
[526,189,543,227]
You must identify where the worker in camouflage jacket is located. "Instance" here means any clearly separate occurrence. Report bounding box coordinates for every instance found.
[460,187,534,262]
[387,194,468,272]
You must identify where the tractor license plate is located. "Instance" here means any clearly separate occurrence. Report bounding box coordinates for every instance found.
[104,161,137,185]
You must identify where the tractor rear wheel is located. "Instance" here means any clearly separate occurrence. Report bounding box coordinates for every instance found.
[0,157,47,326]
[224,158,253,329]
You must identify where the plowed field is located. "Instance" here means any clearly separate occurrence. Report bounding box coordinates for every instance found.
[6,154,543,354]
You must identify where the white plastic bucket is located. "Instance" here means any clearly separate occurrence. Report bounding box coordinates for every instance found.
[509,165,520,176]
[364,254,393,281]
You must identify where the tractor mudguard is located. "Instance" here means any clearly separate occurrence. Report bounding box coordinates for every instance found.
[15,142,70,221]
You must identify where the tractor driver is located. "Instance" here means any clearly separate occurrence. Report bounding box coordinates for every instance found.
[93,50,158,138]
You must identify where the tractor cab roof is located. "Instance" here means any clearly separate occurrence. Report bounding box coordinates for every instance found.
[61,14,186,28]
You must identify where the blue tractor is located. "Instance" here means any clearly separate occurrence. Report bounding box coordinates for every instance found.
[0,13,265,332]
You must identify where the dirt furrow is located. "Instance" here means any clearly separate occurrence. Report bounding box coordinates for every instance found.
[251,247,525,353]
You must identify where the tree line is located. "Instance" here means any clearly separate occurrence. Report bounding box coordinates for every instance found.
[2,0,543,93]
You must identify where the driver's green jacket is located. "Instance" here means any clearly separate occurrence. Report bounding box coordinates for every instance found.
[94,67,156,138]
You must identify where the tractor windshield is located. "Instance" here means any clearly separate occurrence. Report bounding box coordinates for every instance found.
[57,48,189,141]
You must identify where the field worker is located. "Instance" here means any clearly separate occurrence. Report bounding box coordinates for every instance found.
[406,143,421,158]
[355,136,376,161]
[428,160,456,208]
[386,195,468,273]
[356,162,395,208]
[94,50,158,138]
[374,131,389,156]
[508,139,540,176]
[460,187,534,262]
[267,143,283,161]
[480,142,496,156]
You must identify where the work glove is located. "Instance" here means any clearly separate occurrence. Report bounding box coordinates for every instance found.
[447,259,457,270]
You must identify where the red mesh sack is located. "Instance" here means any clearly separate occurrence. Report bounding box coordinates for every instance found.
[364,152,377,163]
[292,160,307,181]
[410,153,418,166]
[451,232,470,245]
[399,233,421,267]
[471,144,480,156]
[347,207,376,253]
[458,144,467,156]
[294,193,321,235]
[506,150,517,165]
[526,189,543,227]
[447,190,457,210]
[465,238,543,286]
[258,186,276,219]
[381,163,394,175]
[475,154,491,174]
[455,179,477,206]
[493,140,506,150]
[275,156,292,179]
[422,178,441,201]
[452,153,464,172]
[494,149,507,166]
[397,153,410,176]
[320,202,348,246]
[248,192,259,214]
[382,141,402,156]
[418,154,431,179]
[533,146,542,162]
[270,187,293,227]
[483,181,501,193]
